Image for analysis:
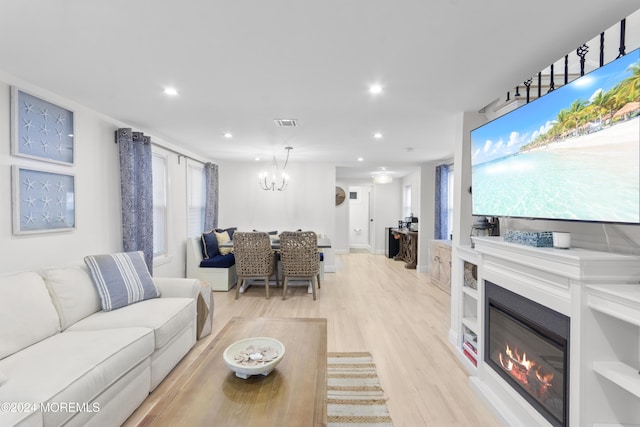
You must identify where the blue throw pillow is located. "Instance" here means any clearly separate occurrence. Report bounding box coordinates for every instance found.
[84,251,159,311]
[201,230,220,259]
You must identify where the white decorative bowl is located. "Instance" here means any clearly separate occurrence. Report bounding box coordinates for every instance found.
[223,337,285,379]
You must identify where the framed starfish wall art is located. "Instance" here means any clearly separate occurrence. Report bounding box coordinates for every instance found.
[11,166,76,235]
[11,87,74,165]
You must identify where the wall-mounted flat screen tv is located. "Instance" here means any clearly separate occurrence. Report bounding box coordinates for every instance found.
[471,48,640,224]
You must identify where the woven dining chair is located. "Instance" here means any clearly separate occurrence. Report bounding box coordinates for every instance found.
[279,231,321,300]
[233,232,279,300]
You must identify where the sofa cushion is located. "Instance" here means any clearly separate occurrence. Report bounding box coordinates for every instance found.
[42,265,101,330]
[215,230,233,255]
[201,229,220,259]
[66,297,195,350]
[199,253,235,268]
[84,251,159,311]
[0,272,60,360]
[0,327,153,427]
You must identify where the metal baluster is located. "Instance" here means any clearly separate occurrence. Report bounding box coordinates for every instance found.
[524,79,532,104]
[617,19,626,58]
[537,72,542,98]
[577,44,589,76]
[599,32,605,67]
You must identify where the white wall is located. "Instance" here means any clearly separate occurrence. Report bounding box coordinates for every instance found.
[217,161,336,271]
[334,178,403,256]
[0,70,340,277]
[334,180,350,253]
[0,76,122,274]
[418,161,436,272]
[401,171,421,219]
[371,180,403,255]
[0,72,209,277]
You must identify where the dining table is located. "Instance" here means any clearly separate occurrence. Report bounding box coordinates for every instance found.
[218,237,332,250]
[218,236,331,294]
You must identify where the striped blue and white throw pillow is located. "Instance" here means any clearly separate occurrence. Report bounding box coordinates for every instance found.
[84,251,159,311]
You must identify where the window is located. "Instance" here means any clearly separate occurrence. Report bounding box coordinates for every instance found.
[187,161,206,236]
[447,164,454,239]
[403,185,412,218]
[435,163,454,240]
[152,152,168,257]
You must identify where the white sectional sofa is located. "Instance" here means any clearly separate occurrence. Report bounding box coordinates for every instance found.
[0,263,206,427]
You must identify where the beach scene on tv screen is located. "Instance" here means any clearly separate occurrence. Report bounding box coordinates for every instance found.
[472,49,640,223]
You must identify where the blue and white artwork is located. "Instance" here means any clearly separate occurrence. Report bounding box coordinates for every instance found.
[12,166,75,234]
[11,88,74,165]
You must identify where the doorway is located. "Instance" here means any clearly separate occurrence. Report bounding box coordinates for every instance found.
[348,185,373,252]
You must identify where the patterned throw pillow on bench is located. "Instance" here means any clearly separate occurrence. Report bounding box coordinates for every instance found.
[201,227,237,258]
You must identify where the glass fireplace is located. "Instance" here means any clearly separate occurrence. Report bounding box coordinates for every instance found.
[485,281,570,427]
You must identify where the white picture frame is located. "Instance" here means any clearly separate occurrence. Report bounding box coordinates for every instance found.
[10,87,75,166]
[12,165,76,235]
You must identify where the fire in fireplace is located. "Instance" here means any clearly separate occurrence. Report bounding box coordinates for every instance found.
[485,281,570,427]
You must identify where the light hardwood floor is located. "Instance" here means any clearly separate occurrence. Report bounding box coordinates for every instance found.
[125,253,501,427]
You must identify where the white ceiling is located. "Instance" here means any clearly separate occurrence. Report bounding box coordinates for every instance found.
[0,1,638,180]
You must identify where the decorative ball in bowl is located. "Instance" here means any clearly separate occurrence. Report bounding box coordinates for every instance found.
[223,337,285,379]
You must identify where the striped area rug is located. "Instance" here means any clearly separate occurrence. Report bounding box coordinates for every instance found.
[327,352,394,427]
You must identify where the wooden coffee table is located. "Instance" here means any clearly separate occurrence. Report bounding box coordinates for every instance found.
[139,317,327,427]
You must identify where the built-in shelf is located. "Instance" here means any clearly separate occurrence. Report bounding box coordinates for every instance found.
[593,361,640,399]
[461,316,478,333]
[453,248,480,376]
[456,236,640,426]
[462,285,478,299]
[588,284,640,327]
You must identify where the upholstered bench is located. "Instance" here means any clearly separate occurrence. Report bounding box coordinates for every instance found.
[186,237,237,291]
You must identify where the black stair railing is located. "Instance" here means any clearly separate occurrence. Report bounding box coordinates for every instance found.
[505,19,628,106]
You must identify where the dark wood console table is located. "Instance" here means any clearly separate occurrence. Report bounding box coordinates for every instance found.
[392,228,418,269]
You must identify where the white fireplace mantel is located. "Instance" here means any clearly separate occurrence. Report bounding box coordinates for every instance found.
[451,236,640,426]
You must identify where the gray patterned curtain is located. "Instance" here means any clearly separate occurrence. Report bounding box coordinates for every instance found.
[203,162,219,231]
[434,164,450,240]
[116,128,154,273]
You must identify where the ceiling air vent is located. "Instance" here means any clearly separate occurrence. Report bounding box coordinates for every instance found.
[274,119,298,127]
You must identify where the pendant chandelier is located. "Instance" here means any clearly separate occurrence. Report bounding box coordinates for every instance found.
[259,146,293,191]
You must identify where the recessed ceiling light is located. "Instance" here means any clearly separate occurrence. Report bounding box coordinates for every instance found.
[223,132,233,138]
[163,87,178,96]
[357,157,364,162]
[255,157,261,161]
[369,84,383,95]
[373,132,383,139]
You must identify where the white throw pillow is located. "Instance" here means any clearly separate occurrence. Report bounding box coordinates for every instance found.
[0,272,60,359]
[215,230,233,255]
[42,265,101,329]
[84,251,159,311]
